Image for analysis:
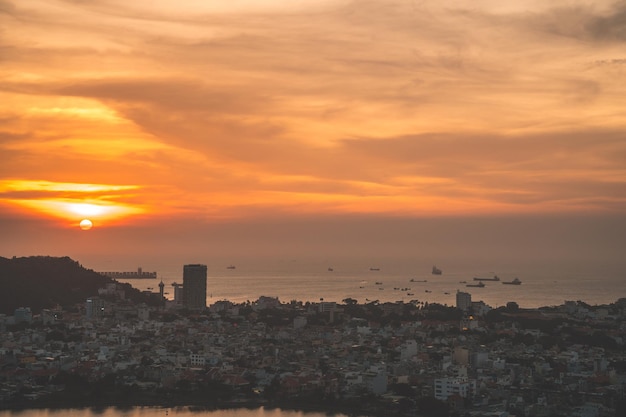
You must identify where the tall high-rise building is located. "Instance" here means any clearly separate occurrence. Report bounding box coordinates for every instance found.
[456,291,472,312]
[183,264,207,309]
[172,282,184,305]
[86,297,105,319]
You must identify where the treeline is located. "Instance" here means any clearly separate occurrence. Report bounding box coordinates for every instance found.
[0,256,158,315]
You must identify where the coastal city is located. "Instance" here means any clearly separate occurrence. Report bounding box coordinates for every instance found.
[4,1,626,416]
[1,262,625,417]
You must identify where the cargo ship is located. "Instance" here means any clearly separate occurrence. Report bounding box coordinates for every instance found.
[473,275,500,281]
[502,277,522,285]
[101,267,157,279]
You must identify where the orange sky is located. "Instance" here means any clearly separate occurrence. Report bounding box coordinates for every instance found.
[1,1,626,263]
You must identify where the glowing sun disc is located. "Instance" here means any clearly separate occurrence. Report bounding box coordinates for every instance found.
[79,219,93,230]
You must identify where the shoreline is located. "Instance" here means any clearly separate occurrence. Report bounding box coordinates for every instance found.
[1,397,409,417]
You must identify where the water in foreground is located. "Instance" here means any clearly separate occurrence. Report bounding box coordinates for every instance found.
[1,406,355,417]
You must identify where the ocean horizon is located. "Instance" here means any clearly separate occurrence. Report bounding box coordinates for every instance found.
[87,256,626,310]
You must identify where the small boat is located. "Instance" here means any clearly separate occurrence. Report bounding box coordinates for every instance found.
[502,277,522,285]
[227,265,236,269]
[410,279,427,282]
[466,282,485,288]
[328,267,334,272]
[432,266,442,275]
[459,280,467,284]
[425,290,432,293]
[375,281,383,285]
[370,268,380,271]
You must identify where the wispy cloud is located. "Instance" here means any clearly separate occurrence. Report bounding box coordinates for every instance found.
[1,0,625,225]
[532,3,626,42]
[0,180,145,224]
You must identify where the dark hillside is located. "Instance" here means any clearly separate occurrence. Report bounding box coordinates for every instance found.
[0,256,157,314]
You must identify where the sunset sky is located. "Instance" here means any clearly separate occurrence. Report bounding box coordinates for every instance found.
[1,0,625,267]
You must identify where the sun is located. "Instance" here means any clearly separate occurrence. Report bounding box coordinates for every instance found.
[79,219,93,230]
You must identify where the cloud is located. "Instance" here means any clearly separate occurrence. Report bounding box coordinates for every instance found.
[9,67,621,214]
[56,79,270,115]
[0,179,145,224]
[0,126,29,144]
[335,129,626,208]
[60,0,352,18]
[528,3,626,42]
[0,1,16,17]
[585,4,626,41]
[2,0,625,221]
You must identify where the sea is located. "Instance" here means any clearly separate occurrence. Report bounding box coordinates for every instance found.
[0,407,351,417]
[93,257,626,309]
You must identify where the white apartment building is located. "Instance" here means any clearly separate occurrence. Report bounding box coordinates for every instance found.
[190,353,206,367]
[434,377,476,401]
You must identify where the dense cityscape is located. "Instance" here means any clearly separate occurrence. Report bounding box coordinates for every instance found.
[1,261,625,417]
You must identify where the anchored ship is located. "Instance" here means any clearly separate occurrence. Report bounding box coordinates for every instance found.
[101,267,156,279]
[473,275,500,281]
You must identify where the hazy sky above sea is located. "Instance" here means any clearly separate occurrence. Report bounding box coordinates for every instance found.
[1,0,625,268]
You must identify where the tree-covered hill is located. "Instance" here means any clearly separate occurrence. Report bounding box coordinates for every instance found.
[0,256,157,314]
